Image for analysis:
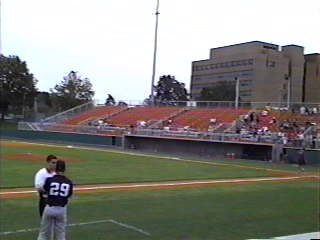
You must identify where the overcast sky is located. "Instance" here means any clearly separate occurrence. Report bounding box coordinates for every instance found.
[2,0,320,103]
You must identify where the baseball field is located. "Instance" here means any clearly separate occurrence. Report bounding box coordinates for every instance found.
[0,140,319,240]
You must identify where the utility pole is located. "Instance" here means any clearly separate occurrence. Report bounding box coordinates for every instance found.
[150,0,160,105]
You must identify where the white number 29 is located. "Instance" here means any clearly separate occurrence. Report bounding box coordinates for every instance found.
[49,182,70,197]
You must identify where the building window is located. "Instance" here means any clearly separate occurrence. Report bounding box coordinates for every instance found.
[240,90,252,97]
[267,60,276,68]
[240,80,252,87]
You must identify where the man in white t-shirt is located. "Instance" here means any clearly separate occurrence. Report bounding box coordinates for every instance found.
[34,155,57,217]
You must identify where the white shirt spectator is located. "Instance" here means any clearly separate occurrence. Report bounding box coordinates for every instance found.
[140,121,146,127]
[300,106,306,115]
[298,134,304,140]
[283,136,288,144]
[34,168,55,189]
[210,118,217,124]
[312,107,318,114]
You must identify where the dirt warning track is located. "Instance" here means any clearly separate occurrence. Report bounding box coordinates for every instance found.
[1,175,318,199]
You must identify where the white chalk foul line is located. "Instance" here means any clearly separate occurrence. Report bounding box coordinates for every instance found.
[0,176,318,196]
[247,231,320,240]
[74,176,317,191]
[108,219,151,236]
[0,219,151,237]
[0,220,109,236]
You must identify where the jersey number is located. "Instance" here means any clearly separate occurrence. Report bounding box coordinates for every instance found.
[49,183,70,197]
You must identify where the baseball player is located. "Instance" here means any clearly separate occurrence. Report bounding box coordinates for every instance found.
[37,160,73,240]
[34,155,57,217]
[297,148,307,172]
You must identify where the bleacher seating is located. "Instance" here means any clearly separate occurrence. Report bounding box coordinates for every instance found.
[105,106,183,128]
[165,108,249,132]
[62,106,126,125]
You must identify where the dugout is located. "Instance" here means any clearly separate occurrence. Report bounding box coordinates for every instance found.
[123,135,272,161]
[284,147,320,165]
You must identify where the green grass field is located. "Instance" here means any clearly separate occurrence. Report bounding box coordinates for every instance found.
[1,181,318,240]
[0,140,319,240]
[0,141,283,188]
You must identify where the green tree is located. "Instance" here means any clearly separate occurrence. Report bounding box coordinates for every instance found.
[105,94,116,106]
[197,81,236,101]
[34,91,54,115]
[50,71,94,111]
[0,55,38,119]
[153,75,188,105]
[117,101,128,106]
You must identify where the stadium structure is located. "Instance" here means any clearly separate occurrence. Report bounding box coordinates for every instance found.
[3,41,320,164]
[10,100,320,164]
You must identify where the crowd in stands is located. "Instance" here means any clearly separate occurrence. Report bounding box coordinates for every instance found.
[47,105,319,148]
[235,106,319,147]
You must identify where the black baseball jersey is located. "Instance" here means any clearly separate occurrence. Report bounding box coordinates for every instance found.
[43,175,73,207]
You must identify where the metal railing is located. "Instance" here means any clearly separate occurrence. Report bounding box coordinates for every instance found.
[127,128,320,149]
[18,122,126,135]
[94,99,320,109]
[17,121,320,149]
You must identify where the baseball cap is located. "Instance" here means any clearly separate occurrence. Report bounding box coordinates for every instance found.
[55,160,66,172]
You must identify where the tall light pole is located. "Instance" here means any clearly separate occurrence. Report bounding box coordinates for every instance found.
[0,0,2,55]
[150,0,160,105]
[235,77,240,109]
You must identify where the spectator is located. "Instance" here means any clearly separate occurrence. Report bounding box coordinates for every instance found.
[243,115,249,124]
[312,107,317,114]
[282,135,288,145]
[281,152,289,163]
[312,136,317,149]
[210,118,217,124]
[139,121,146,127]
[269,117,277,124]
[249,112,255,122]
[261,110,268,117]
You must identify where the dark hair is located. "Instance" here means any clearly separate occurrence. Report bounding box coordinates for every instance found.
[55,160,66,172]
[46,154,57,162]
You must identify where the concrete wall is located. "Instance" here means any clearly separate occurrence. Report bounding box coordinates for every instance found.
[285,148,320,164]
[1,130,123,147]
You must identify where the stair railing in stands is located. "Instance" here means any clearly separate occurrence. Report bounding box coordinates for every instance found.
[148,107,188,129]
[40,101,95,123]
